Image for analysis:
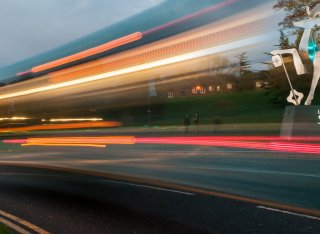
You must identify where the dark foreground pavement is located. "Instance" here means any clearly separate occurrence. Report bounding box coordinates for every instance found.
[0,165,319,234]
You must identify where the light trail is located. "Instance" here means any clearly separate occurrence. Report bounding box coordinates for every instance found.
[22,0,237,79]
[142,0,239,36]
[136,136,320,142]
[0,121,121,132]
[4,136,135,145]
[25,32,142,74]
[46,14,276,84]
[47,118,103,122]
[16,0,238,76]
[135,137,320,155]
[3,136,320,154]
[0,116,29,121]
[22,143,106,148]
[0,31,276,100]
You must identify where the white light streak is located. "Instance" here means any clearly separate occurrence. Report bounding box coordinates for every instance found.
[0,31,278,100]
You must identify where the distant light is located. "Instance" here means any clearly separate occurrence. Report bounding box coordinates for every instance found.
[196,86,201,90]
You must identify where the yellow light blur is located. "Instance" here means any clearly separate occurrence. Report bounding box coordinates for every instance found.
[0,116,29,121]
[22,143,106,148]
[48,118,103,122]
[0,121,121,132]
[26,136,135,145]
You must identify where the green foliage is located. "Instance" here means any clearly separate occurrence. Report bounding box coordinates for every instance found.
[0,224,12,234]
[102,91,285,126]
[269,1,320,103]
[278,30,290,49]
[235,52,251,76]
[265,60,318,105]
[158,91,284,125]
[293,29,304,48]
[273,0,320,37]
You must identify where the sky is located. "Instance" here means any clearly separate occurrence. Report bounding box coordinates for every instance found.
[0,0,163,68]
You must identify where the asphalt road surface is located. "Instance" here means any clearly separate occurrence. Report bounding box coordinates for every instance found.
[0,165,320,234]
[0,139,319,233]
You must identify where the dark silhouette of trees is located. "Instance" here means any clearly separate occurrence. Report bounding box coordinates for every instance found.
[273,0,320,36]
[274,1,320,48]
[206,55,234,77]
[235,52,251,77]
[234,52,252,92]
[204,55,236,90]
[278,30,290,49]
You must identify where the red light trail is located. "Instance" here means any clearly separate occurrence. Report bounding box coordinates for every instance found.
[3,135,320,155]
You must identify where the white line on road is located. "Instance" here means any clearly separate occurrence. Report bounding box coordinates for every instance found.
[0,210,49,234]
[186,166,320,179]
[257,206,320,221]
[101,179,194,195]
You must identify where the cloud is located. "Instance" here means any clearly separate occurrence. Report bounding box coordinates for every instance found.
[0,0,163,67]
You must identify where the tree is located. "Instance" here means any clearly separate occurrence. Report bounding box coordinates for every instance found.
[235,52,251,77]
[278,30,290,49]
[206,55,233,77]
[233,52,252,92]
[204,55,236,89]
[273,0,320,37]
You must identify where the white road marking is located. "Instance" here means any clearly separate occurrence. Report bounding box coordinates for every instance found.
[0,216,31,234]
[185,166,320,179]
[0,210,49,234]
[101,179,194,195]
[241,169,320,178]
[257,206,320,221]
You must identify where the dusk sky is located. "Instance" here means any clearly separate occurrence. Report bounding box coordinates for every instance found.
[0,0,163,68]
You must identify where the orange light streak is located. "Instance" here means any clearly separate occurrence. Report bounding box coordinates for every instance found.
[31,32,143,73]
[5,136,135,148]
[4,136,320,154]
[0,121,121,132]
[25,136,135,145]
[47,16,274,84]
[22,143,106,148]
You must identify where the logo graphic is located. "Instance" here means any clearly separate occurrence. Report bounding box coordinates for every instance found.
[271,4,320,105]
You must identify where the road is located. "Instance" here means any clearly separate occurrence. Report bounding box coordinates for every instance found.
[0,165,319,234]
[0,137,319,233]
